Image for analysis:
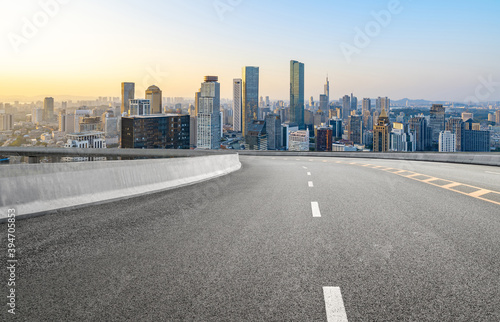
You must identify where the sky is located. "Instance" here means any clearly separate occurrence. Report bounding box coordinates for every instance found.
[1,0,499,102]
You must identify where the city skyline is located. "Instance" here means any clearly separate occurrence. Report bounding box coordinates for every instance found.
[1,0,499,102]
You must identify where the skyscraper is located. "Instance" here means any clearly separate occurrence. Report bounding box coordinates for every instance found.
[495,110,500,124]
[43,97,54,121]
[348,115,363,145]
[373,109,391,152]
[242,66,259,137]
[265,114,282,150]
[376,97,390,113]
[362,98,371,113]
[409,116,431,151]
[290,60,305,129]
[233,79,242,132]
[319,95,328,110]
[121,82,135,115]
[324,76,330,104]
[342,95,350,121]
[350,93,358,111]
[145,85,162,114]
[439,131,456,152]
[197,76,221,149]
[429,104,446,145]
[316,127,333,152]
[446,117,463,151]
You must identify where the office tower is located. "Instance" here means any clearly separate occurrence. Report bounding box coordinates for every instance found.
[316,127,333,152]
[373,109,391,152]
[461,112,473,122]
[265,96,270,107]
[121,114,190,149]
[390,123,416,152]
[350,93,358,111]
[342,95,351,121]
[195,89,201,116]
[429,104,446,144]
[79,117,101,132]
[309,96,314,108]
[266,114,282,150]
[290,60,305,129]
[0,114,13,131]
[376,97,390,113]
[121,82,135,115]
[446,117,463,151]
[362,110,372,131]
[242,66,259,137]
[58,110,66,132]
[409,116,431,151]
[145,85,162,114]
[128,99,151,116]
[319,95,328,110]
[362,98,371,114]
[324,76,330,103]
[496,110,500,124]
[461,119,490,152]
[347,115,363,145]
[439,131,456,152]
[246,120,267,150]
[103,113,119,137]
[197,76,221,149]
[329,118,343,139]
[43,97,54,121]
[233,79,243,132]
[62,101,67,110]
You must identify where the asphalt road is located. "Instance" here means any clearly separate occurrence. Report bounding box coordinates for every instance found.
[1,156,499,321]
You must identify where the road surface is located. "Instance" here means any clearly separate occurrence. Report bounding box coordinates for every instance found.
[1,156,499,321]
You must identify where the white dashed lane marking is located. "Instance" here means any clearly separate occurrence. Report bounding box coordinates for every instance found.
[323,287,348,322]
[308,181,314,188]
[311,202,321,217]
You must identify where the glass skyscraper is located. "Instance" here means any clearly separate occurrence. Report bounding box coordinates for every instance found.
[290,60,305,129]
[242,66,259,137]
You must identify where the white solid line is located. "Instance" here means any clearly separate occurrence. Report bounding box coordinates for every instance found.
[323,287,348,322]
[308,181,314,187]
[486,171,500,175]
[307,172,311,176]
[311,202,321,217]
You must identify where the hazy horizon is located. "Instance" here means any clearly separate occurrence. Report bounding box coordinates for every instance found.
[1,0,499,103]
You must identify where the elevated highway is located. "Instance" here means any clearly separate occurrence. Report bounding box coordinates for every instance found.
[1,155,498,321]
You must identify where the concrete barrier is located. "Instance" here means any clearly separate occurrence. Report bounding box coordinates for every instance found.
[0,154,241,221]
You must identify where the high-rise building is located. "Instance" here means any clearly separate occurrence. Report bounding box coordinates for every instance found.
[329,118,343,139]
[373,109,391,152]
[289,129,310,151]
[376,97,390,113]
[446,117,463,151]
[429,104,446,145]
[233,79,243,132]
[348,115,363,145]
[319,95,328,110]
[461,119,490,152]
[0,114,13,131]
[145,85,162,114]
[43,97,54,121]
[316,127,333,152]
[290,60,305,129]
[265,114,282,150]
[350,93,358,111]
[121,114,190,149]
[128,99,151,116]
[496,110,500,124]
[342,95,351,121]
[324,76,330,103]
[390,123,416,152]
[246,120,268,150]
[362,98,371,114]
[409,116,431,151]
[439,131,456,152]
[121,82,135,115]
[242,66,259,137]
[197,76,221,149]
